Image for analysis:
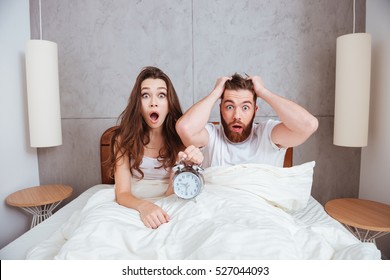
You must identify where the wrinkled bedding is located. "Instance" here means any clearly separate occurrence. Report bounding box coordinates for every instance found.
[26,162,381,260]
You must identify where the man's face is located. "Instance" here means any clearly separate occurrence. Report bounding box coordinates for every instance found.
[220,89,257,143]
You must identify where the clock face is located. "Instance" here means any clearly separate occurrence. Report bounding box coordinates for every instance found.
[173,171,202,199]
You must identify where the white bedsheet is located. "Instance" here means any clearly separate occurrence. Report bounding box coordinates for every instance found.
[0,184,112,260]
[26,162,381,260]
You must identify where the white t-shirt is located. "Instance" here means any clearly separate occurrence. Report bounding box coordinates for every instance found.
[203,120,286,168]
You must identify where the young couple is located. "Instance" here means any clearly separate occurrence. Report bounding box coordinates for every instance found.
[107,66,318,229]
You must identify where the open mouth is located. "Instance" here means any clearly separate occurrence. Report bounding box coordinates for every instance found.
[149,112,160,122]
[231,124,243,133]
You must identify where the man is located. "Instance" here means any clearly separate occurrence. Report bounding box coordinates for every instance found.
[176,73,318,167]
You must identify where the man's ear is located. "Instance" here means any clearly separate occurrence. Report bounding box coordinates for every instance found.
[255,105,259,112]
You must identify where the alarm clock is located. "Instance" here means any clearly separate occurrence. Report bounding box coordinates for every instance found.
[172,162,204,199]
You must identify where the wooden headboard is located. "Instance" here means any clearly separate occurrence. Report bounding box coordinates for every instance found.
[100,126,117,184]
[100,126,293,184]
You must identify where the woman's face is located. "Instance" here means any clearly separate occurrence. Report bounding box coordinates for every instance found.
[140,78,169,129]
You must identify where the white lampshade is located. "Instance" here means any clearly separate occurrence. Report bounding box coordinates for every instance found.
[26,40,62,147]
[334,33,371,147]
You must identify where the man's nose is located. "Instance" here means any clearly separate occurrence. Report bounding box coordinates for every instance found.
[233,109,241,120]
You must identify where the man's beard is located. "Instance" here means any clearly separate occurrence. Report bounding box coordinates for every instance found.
[220,113,255,143]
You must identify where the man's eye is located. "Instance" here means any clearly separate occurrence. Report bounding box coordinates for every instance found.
[226,105,233,110]
[243,105,250,111]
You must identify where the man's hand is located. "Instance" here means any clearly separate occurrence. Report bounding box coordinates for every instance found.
[211,76,231,99]
[248,75,267,98]
[178,145,203,165]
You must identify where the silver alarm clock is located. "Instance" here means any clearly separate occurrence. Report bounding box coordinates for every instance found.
[172,162,204,199]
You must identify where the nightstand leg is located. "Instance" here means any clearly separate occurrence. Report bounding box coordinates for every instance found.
[344,224,389,243]
[21,200,63,228]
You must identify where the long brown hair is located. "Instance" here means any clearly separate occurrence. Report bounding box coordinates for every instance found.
[107,66,184,179]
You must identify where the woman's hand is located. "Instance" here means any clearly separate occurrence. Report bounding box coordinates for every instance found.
[137,201,170,229]
[178,145,203,165]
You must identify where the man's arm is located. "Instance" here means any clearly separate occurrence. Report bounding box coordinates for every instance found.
[250,76,318,148]
[176,77,231,147]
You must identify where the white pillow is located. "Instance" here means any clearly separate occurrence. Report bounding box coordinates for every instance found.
[203,161,316,212]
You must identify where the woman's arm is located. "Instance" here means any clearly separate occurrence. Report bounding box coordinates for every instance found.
[114,151,170,229]
[165,172,175,196]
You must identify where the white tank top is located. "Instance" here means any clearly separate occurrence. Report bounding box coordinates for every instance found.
[132,156,170,180]
[130,157,170,200]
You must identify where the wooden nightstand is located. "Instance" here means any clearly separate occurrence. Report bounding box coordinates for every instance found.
[325,198,390,243]
[6,184,73,228]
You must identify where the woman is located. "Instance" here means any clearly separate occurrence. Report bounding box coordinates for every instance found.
[107,66,202,229]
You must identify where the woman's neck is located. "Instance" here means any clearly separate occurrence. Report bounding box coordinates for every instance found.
[144,127,164,157]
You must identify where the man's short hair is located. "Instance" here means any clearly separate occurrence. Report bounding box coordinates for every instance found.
[223,73,256,103]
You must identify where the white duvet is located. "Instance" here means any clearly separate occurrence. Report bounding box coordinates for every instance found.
[27,161,381,260]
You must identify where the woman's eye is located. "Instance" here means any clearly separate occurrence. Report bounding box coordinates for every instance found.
[226,105,233,110]
[158,93,166,98]
[141,93,149,99]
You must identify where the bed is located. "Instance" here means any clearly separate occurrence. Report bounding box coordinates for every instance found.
[0,126,381,260]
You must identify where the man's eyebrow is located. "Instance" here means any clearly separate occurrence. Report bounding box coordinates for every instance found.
[223,99,234,104]
[223,99,253,105]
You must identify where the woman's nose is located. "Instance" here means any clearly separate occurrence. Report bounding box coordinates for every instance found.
[149,96,158,107]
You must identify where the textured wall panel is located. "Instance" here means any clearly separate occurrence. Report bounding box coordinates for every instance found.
[30,0,366,205]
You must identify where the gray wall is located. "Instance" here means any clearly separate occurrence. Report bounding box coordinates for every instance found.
[362,0,390,259]
[30,0,366,205]
[0,0,40,249]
